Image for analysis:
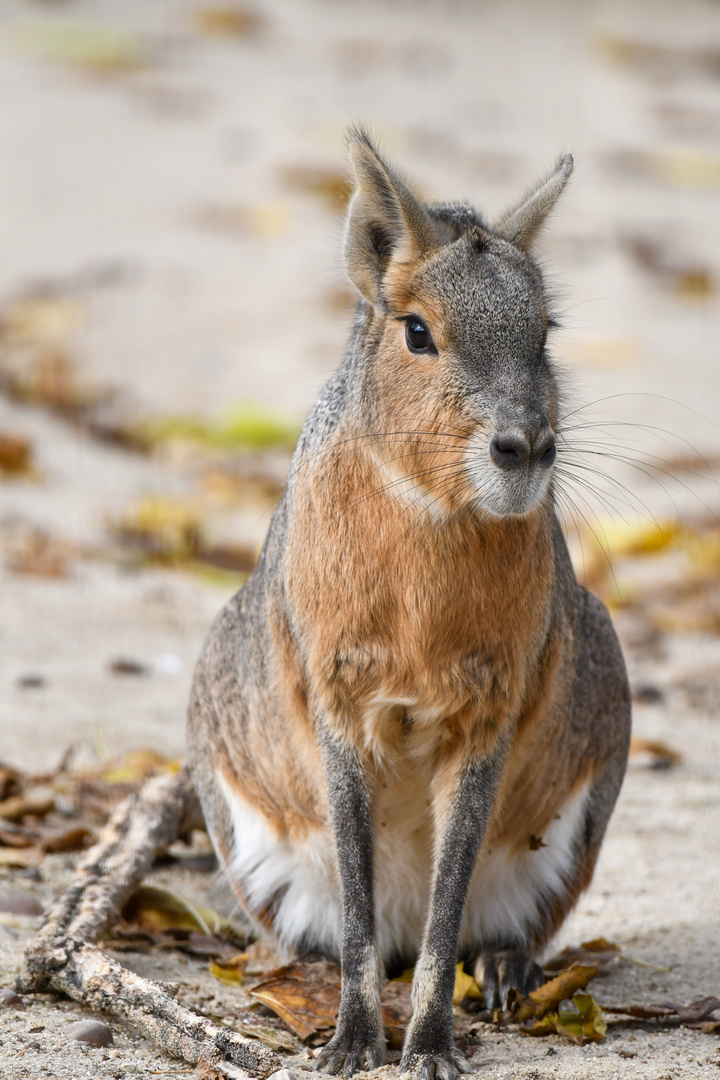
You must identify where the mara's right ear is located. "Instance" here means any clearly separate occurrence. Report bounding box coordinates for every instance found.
[344,128,437,305]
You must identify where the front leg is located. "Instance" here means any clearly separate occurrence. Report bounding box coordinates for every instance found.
[401,744,507,1080]
[315,730,384,1077]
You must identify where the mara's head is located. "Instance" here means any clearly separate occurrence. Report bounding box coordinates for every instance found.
[343,128,572,521]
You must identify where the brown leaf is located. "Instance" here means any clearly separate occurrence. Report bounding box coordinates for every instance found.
[122,885,240,939]
[381,980,413,1050]
[0,434,33,476]
[195,1058,225,1080]
[0,794,55,822]
[249,961,341,1040]
[6,529,71,578]
[629,738,683,769]
[193,6,263,38]
[0,821,41,848]
[526,993,606,1044]
[544,938,621,973]
[280,165,352,215]
[671,997,720,1023]
[250,961,416,1047]
[0,765,23,802]
[40,826,95,854]
[513,963,599,1022]
[0,846,43,868]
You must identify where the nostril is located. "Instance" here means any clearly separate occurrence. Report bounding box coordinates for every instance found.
[538,440,557,468]
[490,434,530,470]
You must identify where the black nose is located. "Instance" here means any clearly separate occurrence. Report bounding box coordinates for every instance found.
[490,433,529,470]
[489,430,556,471]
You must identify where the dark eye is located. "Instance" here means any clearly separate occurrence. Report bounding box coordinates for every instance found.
[403,317,437,355]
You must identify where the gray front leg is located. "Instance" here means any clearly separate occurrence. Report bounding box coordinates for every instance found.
[315,731,384,1077]
[401,748,506,1080]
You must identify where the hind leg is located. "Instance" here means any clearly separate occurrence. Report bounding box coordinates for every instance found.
[470,592,631,1007]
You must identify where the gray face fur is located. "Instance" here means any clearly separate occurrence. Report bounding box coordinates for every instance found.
[416,224,558,518]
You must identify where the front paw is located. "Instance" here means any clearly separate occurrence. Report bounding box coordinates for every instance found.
[314,1012,385,1077]
[399,1046,470,1080]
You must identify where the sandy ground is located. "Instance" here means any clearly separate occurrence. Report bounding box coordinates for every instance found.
[1,0,720,1077]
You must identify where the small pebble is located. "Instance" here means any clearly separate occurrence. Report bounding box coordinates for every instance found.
[17,673,46,689]
[633,683,664,704]
[109,657,148,676]
[268,1070,297,1080]
[63,1019,114,1047]
[19,867,42,881]
[0,891,43,916]
[1,988,25,1009]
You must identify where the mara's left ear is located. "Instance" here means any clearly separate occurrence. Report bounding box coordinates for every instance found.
[493,153,573,251]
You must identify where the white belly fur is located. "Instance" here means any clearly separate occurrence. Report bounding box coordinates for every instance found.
[218,770,591,961]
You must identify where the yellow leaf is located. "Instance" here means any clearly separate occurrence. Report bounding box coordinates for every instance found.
[453,963,482,1005]
[193,6,263,38]
[98,749,180,784]
[209,955,247,985]
[514,963,598,1022]
[0,847,43,868]
[650,149,720,190]
[122,886,236,937]
[15,21,149,74]
[0,295,83,346]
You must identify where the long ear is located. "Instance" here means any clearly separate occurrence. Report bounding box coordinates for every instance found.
[344,127,437,304]
[493,153,573,251]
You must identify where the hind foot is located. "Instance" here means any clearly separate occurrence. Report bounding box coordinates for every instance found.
[474,948,545,1010]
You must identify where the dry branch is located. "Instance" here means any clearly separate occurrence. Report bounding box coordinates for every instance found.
[17,768,282,1080]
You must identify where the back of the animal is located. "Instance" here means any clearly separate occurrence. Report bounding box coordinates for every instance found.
[188,129,631,1080]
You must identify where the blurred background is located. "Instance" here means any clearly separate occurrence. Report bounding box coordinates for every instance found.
[1,0,720,773]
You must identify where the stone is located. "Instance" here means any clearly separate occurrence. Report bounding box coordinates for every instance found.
[63,1019,114,1047]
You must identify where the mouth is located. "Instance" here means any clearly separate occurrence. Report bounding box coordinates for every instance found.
[465,427,556,518]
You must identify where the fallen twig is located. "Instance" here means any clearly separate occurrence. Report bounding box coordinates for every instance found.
[17,768,282,1080]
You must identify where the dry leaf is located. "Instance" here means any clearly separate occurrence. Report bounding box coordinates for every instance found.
[110,495,204,563]
[209,954,248,986]
[193,6,263,37]
[40,826,95,854]
[0,435,33,476]
[512,963,598,1022]
[14,20,150,74]
[380,980,413,1050]
[544,938,621,973]
[97,749,180,784]
[0,294,83,346]
[453,963,482,1005]
[249,961,340,1040]
[629,737,682,770]
[0,847,43,869]
[122,886,238,939]
[280,165,352,215]
[603,996,720,1024]
[0,766,23,802]
[6,529,72,579]
[0,793,55,822]
[527,993,606,1043]
[195,1058,224,1080]
[250,961,415,1047]
[622,235,715,300]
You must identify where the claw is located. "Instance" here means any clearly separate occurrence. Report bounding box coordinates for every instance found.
[477,948,545,1010]
[400,1049,470,1080]
[314,1028,385,1077]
